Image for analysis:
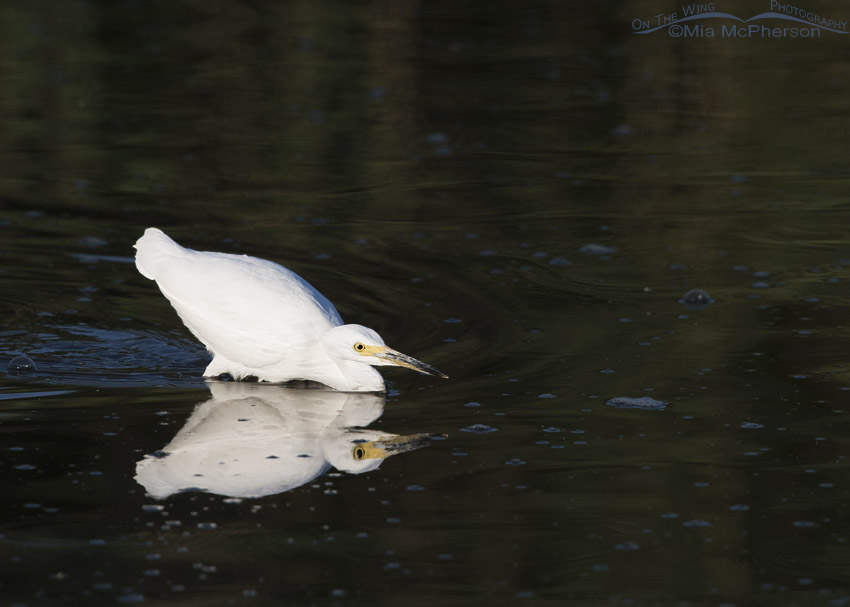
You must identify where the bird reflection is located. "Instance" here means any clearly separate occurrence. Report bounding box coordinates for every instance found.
[135,381,442,499]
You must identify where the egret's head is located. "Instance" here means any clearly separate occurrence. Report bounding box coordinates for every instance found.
[322,324,447,379]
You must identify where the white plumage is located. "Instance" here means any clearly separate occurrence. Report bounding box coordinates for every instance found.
[134,228,446,392]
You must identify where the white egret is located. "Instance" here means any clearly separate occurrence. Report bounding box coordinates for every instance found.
[134,228,446,392]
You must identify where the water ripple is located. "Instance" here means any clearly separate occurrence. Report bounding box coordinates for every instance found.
[1,324,207,388]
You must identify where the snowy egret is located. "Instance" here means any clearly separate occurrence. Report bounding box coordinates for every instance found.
[134,228,447,391]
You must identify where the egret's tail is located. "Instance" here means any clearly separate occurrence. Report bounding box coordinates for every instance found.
[134,227,185,280]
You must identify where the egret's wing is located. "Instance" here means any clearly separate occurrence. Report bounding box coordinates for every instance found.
[148,248,342,369]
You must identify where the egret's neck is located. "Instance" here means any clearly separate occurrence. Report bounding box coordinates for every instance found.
[334,360,386,393]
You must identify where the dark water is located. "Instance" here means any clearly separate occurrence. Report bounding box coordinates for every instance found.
[4,1,850,605]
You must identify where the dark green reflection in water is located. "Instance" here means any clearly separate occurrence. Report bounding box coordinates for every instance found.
[3,0,850,605]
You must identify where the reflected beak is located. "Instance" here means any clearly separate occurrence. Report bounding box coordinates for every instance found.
[352,433,447,460]
[375,347,449,379]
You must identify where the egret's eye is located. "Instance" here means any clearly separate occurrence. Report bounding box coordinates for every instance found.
[353,446,366,460]
[354,342,366,352]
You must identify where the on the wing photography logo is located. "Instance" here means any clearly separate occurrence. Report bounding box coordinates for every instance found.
[632,1,848,38]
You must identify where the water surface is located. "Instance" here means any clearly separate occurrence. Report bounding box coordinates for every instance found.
[3,1,850,605]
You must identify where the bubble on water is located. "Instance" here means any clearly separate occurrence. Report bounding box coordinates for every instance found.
[425,132,449,144]
[7,355,37,372]
[367,87,386,101]
[614,541,640,551]
[730,504,750,511]
[612,124,632,137]
[548,256,572,267]
[79,236,108,248]
[679,288,714,311]
[460,424,498,434]
[580,243,617,256]
[682,519,712,528]
[606,396,668,411]
[740,422,764,429]
[505,458,526,466]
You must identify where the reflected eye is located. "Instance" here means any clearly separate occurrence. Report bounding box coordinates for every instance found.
[354,342,366,353]
[353,446,366,460]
